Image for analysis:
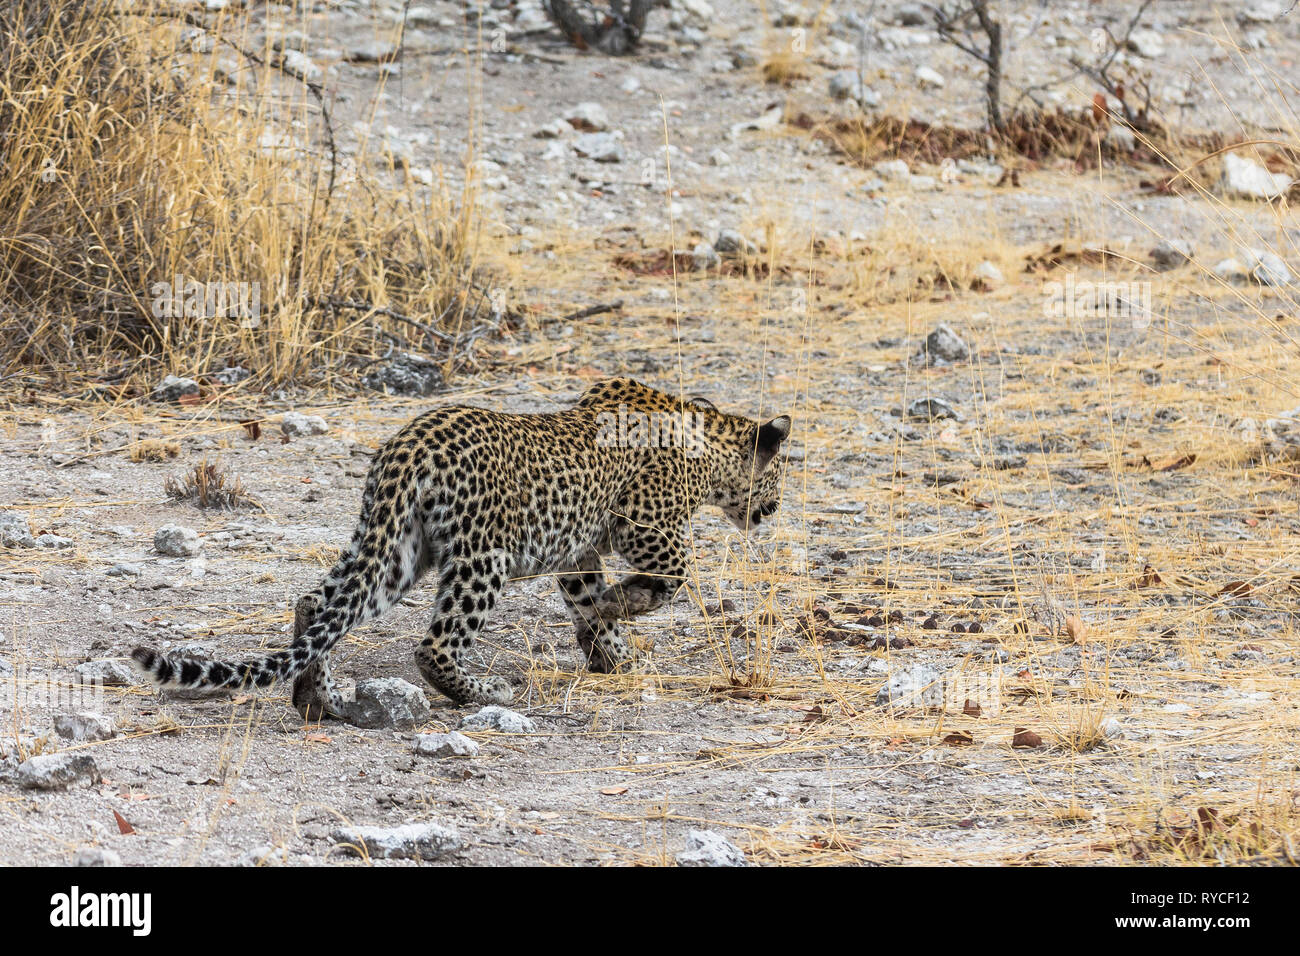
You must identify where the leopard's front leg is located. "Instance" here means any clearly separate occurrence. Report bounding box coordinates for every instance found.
[555,548,626,673]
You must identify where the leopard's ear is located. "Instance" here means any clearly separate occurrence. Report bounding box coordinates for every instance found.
[687,396,717,411]
[753,415,791,468]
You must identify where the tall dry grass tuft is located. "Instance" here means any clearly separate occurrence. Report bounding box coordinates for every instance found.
[0,0,486,390]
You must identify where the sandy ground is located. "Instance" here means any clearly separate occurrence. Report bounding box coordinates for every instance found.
[1,0,1298,865]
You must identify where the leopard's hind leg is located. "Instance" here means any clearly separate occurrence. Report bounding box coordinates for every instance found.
[413,546,513,705]
[290,589,346,721]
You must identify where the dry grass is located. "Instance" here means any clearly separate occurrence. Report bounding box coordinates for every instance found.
[164,458,256,510]
[0,0,486,391]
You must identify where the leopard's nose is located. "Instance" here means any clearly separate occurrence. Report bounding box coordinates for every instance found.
[750,510,762,526]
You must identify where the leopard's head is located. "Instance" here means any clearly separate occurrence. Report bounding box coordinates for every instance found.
[711,415,791,532]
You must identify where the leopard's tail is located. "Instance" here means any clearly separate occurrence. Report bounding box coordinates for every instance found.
[129,601,353,692]
[131,463,425,692]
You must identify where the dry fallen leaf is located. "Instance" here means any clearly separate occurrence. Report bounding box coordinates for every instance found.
[1012,728,1043,748]
[113,810,135,835]
[962,699,982,717]
[1065,615,1088,644]
[600,786,629,796]
[942,731,974,746]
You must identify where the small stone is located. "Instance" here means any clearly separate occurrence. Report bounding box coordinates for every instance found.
[828,70,879,107]
[0,512,36,549]
[342,678,432,730]
[279,49,322,83]
[362,352,444,397]
[345,40,398,63]
[75,659,135,686]
[915,65,945,89]
[676,829,747,867]
[1106,124,1136,152]
[972,260,1003,287]
[906,397,960,421]
[236,844,286,867]
[713,229,758,257]
[72,847,122,867]
[414,731,480,758]
[36,533,74,549]
[619,75,641,93]
[564,102,610,132]
[106,563,141,577]
[16,753,99,790]
[54,712,115,742]
[1241,248,1292,286]
[534,118,570,139]
[151,375,200,402]
[1221,151,1293,201]
[1126,28,1164,58]
[691,242,720,271]
[876,663,944,708]
[707,148,730,166]
[281,412,329,438]
[874,158,910,181]
[1100,717,1125,740]
[1213,257,1248,284]
[1150,239,1194,270]
[919,324,969,364]
[572,132,624,163]
[155,525,202,557]
[460,705,535,734]
[330,822,461,861]
[210,365,249,385]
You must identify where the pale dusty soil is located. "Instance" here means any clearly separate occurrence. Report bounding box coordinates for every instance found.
[1,1,1298,865]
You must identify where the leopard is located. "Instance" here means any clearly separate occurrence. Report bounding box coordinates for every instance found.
[131,377,791,719]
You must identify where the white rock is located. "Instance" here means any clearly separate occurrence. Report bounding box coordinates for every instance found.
[1213,257,1248,284]
[281,412,329,437]
[1241,248,1293,286]
[828,70,879,107]
[1106,124,1136,152]
[155,525,202,557]
[75,659,135,686]
[875,663,944,708]
[342,678,432,730]
[460,705,535,733]
[54,712,115,742]
[713,229,758,257]
[708,148,730,166]
[915,65,945,89]
[414,731,480,757]
[692,242,720,271]
[1221,151,1293,200]
[619,75,641,94]
[533,118,570,139]
[676,829,747,866]
[151,374,200,402]
[973,260,1004,286]
[1150,239,1194,270]
[279,49,322,83]
[572,132,624,163]
[0,512,36,548]
[15,753,99,790]
[874,158,911,181]
[330,822,462,860]
[1126,28,1164,58]
[564,102,610,132]
[73,847,122,867]
[919,324,969,363]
